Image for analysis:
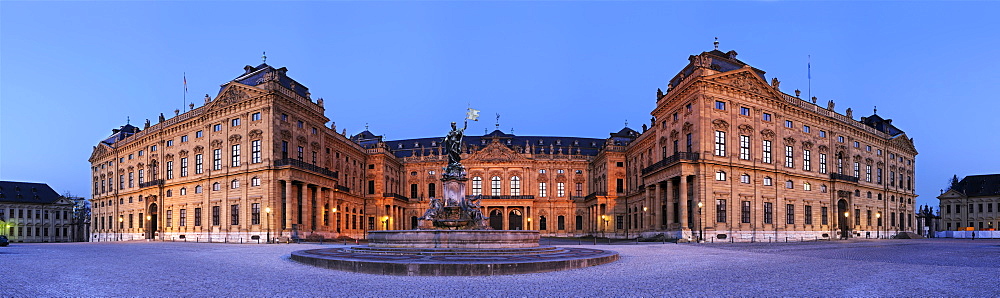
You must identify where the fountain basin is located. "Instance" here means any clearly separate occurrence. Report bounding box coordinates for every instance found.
[367,230,539,249]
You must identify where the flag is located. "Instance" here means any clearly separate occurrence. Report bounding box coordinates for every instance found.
[184,73,188,93]
[807,55,811,80]
[466,108,481,121]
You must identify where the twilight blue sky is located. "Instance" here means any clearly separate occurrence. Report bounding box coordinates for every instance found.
[2,1,998,208]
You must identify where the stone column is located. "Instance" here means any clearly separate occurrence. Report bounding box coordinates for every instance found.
[665,179,674,228]
[653,182,663,230]
[284,180,293,232]
[679,175,689,229]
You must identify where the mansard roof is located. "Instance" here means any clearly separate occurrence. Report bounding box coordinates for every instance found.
[367,130,609,159]
[670,48,767,89]
[101,123,140,145]
[950,174,1000,197]
[860,114,905,136]
[0,181,65,204]
[226,63,310,98]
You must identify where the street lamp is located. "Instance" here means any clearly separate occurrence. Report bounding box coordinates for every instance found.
[382,216,390,230]
[118,216,124,241]
[527,217,532,230]
[843,211,850,239]
[265,207,272,244]
[697,202,704,242]
[601,215,608,238]
[876,212,882,239]
[146,215,151,240]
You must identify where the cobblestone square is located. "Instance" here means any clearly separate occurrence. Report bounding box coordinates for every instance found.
[3,239,997,296]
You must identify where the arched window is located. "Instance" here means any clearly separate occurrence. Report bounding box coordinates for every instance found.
[867,191,872,198]
[471,177,483,195]
[785,180,793,189]
[820,184,828,193]
[251,176,260,186]
[213,182,221,191]
[855,190,861,197]
[231,179,240,189]
[510,176,521,196]
[740,174,750,184]
[180,187,187,195]
[166,189,173,197]
[763,176,773,186]
[803,182,811,191]
[195,185,203,193]
[491,176,501,196]
[715,171,726,181]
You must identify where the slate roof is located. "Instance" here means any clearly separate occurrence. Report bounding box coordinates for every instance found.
[670,49,767,89]
[101,123,140,145]
[227,63,310,98]
[860,114,905,136]
[0,181,64,204]
[952,174,1000,197]
[356,129,628,159]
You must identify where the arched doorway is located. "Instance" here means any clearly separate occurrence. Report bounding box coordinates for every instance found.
[147,203,159,239]
[509,209,523,230]
[489,209,504,230]
[837,199,849,239]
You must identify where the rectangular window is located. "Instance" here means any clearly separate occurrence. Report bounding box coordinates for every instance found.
[138,169,145,184]
[166,140,174,147]
[741,201,751,223]
[252,140,261,164]
[281,141,288,159]
[368,180,375,195]
[129,214,134,228]
[231,144,241,167]
[119,174,124,189]
[231,204,239,225]
[139,212,144,228]
[740,107,750,116]
[866,210,872,226]
[212,206,220,226]
[786,204,795,225]
[785,146,794,168]
[166,210,172,227]
[195,154,203,174]
[763,202,773,224]
[714,131,726,156]
[557,182,565,197]
[762,113,772,121]
[196,131,203,138]
[784,120,793,128]
[213,124,221,132]
[166,161,174,179]
[181,135,188,142]
[252,112,261,121]
[539,182,548,197]
[803,125,810,133]
[297,146,304,160]
[854,162,860,178]
[819,153,827,174]
[739,135,750,160]
[213,149,222,170]
[471,179,482,196]
[715,101,726,110]
[150,145,157,152]
[252,203,260,225]
[803,149,811,171]
[180,157,188,177]
[716,199,727,223]
[575,183,583,197]
[865,165,872,182]
[804,205,813,225]
[194,208,202,226]
[837,136,844,143]
[179,209,187,227]
[762,140,772,164]
[821,207,829,225]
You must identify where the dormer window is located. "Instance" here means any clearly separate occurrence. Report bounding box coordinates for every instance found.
[538,140,544,145]
[556,140,562,145]
[573,140,579,146]
[481,140,486,145]
[431,141,436,146]
[398,144,403,149]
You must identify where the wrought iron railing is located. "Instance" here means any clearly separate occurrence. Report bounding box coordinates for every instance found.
[335,185,350,192]
[465,195,535,200]
[382,193,409,201]
[139,179,163,188]
[274,158,339,179]
[641,152,700,175]
[585,191,608,201]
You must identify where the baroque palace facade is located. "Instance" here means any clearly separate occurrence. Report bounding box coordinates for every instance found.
[89,47,918,242]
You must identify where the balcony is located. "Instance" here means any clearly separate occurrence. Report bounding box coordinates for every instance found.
[466,195,535,200]
[641,152,700,175]
[830,173,860,183]
[335,185,350,192]
[139,179,163,188]
[274,158,339,180]
[584,191,608,201]
[382,193,409,201]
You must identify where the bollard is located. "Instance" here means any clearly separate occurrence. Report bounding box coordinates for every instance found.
[241,238,244,244]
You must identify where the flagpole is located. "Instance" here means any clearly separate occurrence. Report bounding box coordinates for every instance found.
[807,55,811,101]
[183,72,188,111]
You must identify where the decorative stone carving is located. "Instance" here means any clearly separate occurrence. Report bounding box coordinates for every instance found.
[178,150,188,157]
[738,124,754,134]
[311,141,321,150]
[783,137,796,145]
[211,139,223,148]
[296,136,308,144]
[280,130,292,140]
[682,122,693,133]
[248,129,263,139]
[801,141,813,149]
[711,119,729,130]
[760,129,776,140]
[228,134,242,143]
[818,145,829,153]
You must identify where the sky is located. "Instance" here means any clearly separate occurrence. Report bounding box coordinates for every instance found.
[2,1,998,209]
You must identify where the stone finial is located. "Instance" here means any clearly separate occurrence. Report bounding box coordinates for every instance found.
[204,94,211,104]
[846,108,853,119]
[144,119,150,129]
[189,103,195,110]
[174,109,180,116]
[656,88,663,99]
[642,124,648,132]
[826,99,833,110]
[158,113,165,123]
[317,97,324,107]
[794,89,801,98]
[770,77,780,90]
[330,122,336,130]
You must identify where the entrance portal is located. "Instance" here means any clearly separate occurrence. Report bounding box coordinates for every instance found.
[837,199,849,239]
[489,209,504,230]
[509,209,523,230]
[148,203,159,239]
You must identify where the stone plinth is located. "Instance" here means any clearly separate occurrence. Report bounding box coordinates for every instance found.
[367,230,539,249]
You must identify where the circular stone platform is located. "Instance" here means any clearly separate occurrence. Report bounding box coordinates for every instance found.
[290,230,618,276]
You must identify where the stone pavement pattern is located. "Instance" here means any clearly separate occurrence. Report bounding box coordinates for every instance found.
[2,239,998,296]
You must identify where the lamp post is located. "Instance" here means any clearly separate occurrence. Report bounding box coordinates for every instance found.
[527,217,532,230]
[697,202,706,241]
[382,216,389,230]
[146,215,151,240]
[265,207,272,244]
[118,216,123,241]
[843,211,850,240]
[876,212,881,239]
[601,215,608,239]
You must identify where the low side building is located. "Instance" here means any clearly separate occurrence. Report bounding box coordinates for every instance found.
[0,181,78,242]
[937,174,1000,237]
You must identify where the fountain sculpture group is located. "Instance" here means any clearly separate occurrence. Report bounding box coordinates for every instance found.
[291,113,618,275]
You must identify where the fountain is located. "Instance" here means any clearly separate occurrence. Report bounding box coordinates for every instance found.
[291,112,618,275]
